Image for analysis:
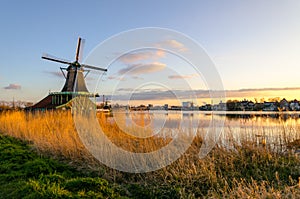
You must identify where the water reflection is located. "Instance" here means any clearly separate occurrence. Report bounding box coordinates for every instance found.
[106,110,300,152]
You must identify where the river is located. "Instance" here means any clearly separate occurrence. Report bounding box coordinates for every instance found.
[107,110,300,152]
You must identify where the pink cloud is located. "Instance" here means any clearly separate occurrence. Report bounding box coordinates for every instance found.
[108,76,126,81]
[119,50,165,64]
[168,74,198,79]
[156,40,188,52]
[118,62,166,75]
[4,83,21,90]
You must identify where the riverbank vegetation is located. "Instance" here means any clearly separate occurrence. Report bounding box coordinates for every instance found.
[0,110,300,198]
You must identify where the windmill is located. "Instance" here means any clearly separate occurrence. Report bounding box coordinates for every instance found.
[30,37,107,110]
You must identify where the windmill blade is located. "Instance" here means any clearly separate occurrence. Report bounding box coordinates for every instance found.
[42,53,71,65]
[81,64,107,72]
[78,38,85,63]
[75,37,83,62]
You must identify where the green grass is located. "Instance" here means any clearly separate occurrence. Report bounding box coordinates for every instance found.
[0,134,123,198]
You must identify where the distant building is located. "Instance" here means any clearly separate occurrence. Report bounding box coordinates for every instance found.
[263,102,278,111]
[254,103,264,111]
[240,99,255,111]
[199,104,212,111]
[290,99,300,111]
[170,106,181,110]
[213,102,226,111]
[182,101,197,110]
[182,101,192,109]
[163,104,168,110]
[280,98,289,111]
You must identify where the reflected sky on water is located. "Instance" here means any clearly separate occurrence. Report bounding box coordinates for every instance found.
[105,110,300,151]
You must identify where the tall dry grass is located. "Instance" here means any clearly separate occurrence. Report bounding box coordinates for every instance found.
[0,110,171,162]
[0,110,90,161]
[96,112,172,153]
[0,110,299,198]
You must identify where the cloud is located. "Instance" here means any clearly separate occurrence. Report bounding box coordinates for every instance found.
[119,50,165,64]
[118,62,166,75]
[108,76,126,81]
[223,87,300,98]
[117,40,187,64]
[85,76,96,81]
[132,76,144,80]
[110,87,300,101]
[44,71,64,77]
[4,84,21,90]
[117,88,134,92]
[168,74,198,79]
[111,89,194,101]
[117,87,166,93]
[44,70,95,81]
[156,40,188,52]
[236,87,300,92]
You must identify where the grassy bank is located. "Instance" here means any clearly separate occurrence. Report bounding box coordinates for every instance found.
[0,111,300,198]
[0,134,123,198]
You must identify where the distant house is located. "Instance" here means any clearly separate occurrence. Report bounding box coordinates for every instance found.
[263,102,278,111]
[280,98,289,111]
[213,102,226,111]
[199,104,212,111]
[170,106,181,110]
[182,101,198,110]
[182,101,192,110]
[240,99,255,111]
[290,99,300,111]
[253,103,264,111]
[149,105,165,110]
[163,104,169,111]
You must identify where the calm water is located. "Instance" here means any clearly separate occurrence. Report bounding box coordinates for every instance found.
[108,110,300,151]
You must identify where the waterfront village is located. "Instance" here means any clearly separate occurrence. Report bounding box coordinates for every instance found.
[1,98,300,112]
[113,98,300,112]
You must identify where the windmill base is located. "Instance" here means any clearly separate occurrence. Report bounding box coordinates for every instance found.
[27,92,99,111]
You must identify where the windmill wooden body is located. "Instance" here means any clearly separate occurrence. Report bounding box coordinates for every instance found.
[30,37,106,110]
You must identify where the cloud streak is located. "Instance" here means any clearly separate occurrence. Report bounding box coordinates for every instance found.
[132,76,144,80]
[108,76,126,81]
[44,71,63,77]
[110,87,300,101]
[116,39,187,65]
[168,74,198,79]
[119,50,165,64]
[236,87,300,92]
[4,84,21,90]
[44,70,95,81]
[156,39,188,52]
[118,62,166,76]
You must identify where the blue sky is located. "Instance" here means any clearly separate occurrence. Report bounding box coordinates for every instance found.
[1,0,300,104]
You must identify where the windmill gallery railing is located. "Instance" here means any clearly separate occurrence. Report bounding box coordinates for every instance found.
[49,92,99,106]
